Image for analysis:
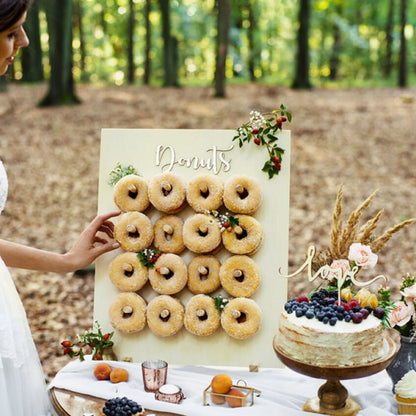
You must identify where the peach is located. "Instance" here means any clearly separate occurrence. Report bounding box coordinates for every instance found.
[226,388,245,408]
[93,363,112,380]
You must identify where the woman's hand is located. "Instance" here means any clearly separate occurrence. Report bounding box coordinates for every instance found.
[63,211,121,271]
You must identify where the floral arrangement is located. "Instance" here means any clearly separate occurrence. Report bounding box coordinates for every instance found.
[108,162,138,185]
[204,210,239,232]
[233,106,292,179]
[137,248,161,268]
[313,186,415,284]
[61,321,114,361]
[379,275,416,337]
[308,185,415,318]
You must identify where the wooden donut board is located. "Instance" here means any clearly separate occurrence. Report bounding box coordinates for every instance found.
[95,128,291,369]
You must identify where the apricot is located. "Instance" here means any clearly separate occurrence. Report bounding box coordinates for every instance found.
[110,367,129,383]
[226,388,246,408]
[210,393,226,404]
[93,363,112,380]
[210,373,232,394]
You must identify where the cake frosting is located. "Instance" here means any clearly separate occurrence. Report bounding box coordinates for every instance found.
[395,370,416,399]
[278,310,384,366]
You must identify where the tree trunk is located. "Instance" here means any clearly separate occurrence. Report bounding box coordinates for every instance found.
[0,76,6,93]
[159,0,179,87]
[246,0,256,81]
[398,0,407,87]
[40,0,80,106]
[329,4,342,81]
[292,0,312,89]
[143,0,152,85]
[383,0,394,78]
[21,1,43,82]
[214,0,231,97]
[127,0,135,84]
[74,0,87,79]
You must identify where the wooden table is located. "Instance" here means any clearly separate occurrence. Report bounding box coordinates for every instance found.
[50,387,182,416]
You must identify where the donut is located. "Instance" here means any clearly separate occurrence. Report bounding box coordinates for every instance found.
[147,295,184,337]
[113,174,149,212]
[187,255,221,294]
[221,297,262,340]
[109,252,148,292]
[148,173,187,213]
[186,174,224,213]
[153,215,185,254]
[222,215,263,255]
[114,212,154,252]
[219,255,260,297]
[148,253,187,295]
[109,293,147,334]
[184,294,221,336]
[183,214,222,254]
[223,175,262,214]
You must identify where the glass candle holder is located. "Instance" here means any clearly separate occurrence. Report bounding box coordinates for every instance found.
[141,360,168,392]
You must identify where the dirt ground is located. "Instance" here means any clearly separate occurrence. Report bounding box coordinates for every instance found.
[0,83,415,381]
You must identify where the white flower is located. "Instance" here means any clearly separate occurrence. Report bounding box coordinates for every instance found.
[348,243,378,269]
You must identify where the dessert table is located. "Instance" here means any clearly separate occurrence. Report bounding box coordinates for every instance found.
[48,359,400,416]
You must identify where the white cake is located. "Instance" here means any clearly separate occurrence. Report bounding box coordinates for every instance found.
[277,308,384,366]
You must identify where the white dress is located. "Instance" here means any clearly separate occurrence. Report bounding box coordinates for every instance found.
[0,160,52,415]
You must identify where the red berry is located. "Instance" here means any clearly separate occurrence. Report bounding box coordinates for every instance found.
[252,128,259,134]
[296,295,309,303]
[272,156,280,163]
[360,309,370,319]
[103,333,110,341]
[254,138,261,145]
[278,116,287,123]
[348,299,360,308]
[95,353,103,360]
[223,221,230,228]
[61,340,72,348]
[342,302,351,312]
[63,347,71,355]
[156,268,160,273]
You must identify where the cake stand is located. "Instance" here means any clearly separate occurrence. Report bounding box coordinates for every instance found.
[273,335,398,416]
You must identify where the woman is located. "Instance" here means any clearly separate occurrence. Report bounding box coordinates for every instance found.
[0,1,120,414]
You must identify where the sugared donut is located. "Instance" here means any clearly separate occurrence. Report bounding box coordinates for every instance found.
[187,255,221,294]
[222,215,263,255]
[109,293,146,334]
[109,252,148,292]
[113,174,149,212]
[148,253,187,295]
[183,214,222,254]
[223,175,262,214]
[186,174,224,213]
[184,294,220,336]
[147,295,184,337]
[221,297,262,340]
[153,215,185,254]
[148,173,186,213]
[219,255,260,297]
[114,212,154,252]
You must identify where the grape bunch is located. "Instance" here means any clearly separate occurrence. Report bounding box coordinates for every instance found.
[102,397,143,416]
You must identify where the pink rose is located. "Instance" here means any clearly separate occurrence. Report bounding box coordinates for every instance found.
[328,259,351,281]
[402,285,416,303]
[389,301,415,328]
[348,243,378,269]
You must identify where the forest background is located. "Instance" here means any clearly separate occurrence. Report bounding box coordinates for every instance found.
[0,0,416,381]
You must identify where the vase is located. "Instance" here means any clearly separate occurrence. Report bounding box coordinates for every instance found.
[93,346,117,361]
[386,335,416,391]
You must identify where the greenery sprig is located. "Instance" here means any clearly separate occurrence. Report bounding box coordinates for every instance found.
[108,162,139,185]
[137,248,161,268]
[233,106,292,179]
[204,210,239,232]
[212,294,229,313]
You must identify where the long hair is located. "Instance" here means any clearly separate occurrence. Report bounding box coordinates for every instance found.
[0,0,32,32]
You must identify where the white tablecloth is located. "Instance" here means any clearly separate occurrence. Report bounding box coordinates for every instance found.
[49,359,400,415]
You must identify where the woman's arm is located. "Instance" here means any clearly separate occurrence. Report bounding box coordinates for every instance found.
[0,211,121,273]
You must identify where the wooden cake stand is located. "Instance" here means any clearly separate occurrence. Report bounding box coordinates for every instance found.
[273,335,398,416]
